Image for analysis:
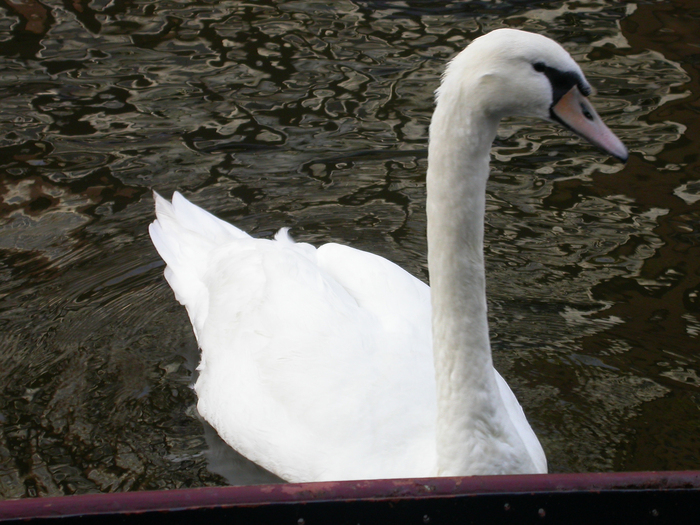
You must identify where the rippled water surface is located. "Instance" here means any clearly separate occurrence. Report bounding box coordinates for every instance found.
[1,0,699,498]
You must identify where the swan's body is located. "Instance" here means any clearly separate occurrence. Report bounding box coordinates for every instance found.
[150,29,627,482]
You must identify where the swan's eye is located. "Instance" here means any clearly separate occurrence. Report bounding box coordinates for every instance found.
[533,62,546,73]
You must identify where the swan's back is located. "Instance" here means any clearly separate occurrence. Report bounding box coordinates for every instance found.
[150,192,437,481]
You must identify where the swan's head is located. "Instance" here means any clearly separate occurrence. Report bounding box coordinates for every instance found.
[438,28,628,161]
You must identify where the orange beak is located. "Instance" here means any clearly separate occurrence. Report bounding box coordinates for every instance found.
[551,86,628,162]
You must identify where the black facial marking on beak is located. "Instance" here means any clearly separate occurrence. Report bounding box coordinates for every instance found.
[532,62,590,105]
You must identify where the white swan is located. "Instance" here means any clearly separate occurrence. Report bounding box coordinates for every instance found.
[150,29,627,482]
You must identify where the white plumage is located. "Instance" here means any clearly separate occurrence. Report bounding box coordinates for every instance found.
[150,28,626,482]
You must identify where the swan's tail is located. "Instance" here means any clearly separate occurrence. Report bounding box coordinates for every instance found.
[149,191,250,339]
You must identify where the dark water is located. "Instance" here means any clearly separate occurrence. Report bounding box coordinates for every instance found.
[0,0,699,498]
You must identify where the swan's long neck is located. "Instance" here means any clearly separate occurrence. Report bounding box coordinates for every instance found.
[427,78,532,475]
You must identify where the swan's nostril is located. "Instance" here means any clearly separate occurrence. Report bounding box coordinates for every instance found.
[581,103,594,121]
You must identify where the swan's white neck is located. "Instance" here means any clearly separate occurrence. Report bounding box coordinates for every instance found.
[427,75,534,475]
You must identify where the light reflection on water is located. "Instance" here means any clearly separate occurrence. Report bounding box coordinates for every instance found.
[1,0,698,498]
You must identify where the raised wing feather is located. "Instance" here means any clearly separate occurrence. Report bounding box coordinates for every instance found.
[150,192,437,481]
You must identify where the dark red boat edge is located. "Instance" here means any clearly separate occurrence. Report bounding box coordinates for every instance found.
[1,470,699,521]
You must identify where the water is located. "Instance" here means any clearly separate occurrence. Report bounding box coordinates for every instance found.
[0,0,698,498]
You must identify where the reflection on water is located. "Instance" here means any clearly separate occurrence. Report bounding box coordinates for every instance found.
[1,0,699,498]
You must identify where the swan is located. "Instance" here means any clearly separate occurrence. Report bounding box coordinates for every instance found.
[149,29,627,482]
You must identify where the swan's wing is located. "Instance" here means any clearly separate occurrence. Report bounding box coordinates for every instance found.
[197,240,437,482]
[316,242,432,353]
[150,193,436,482]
